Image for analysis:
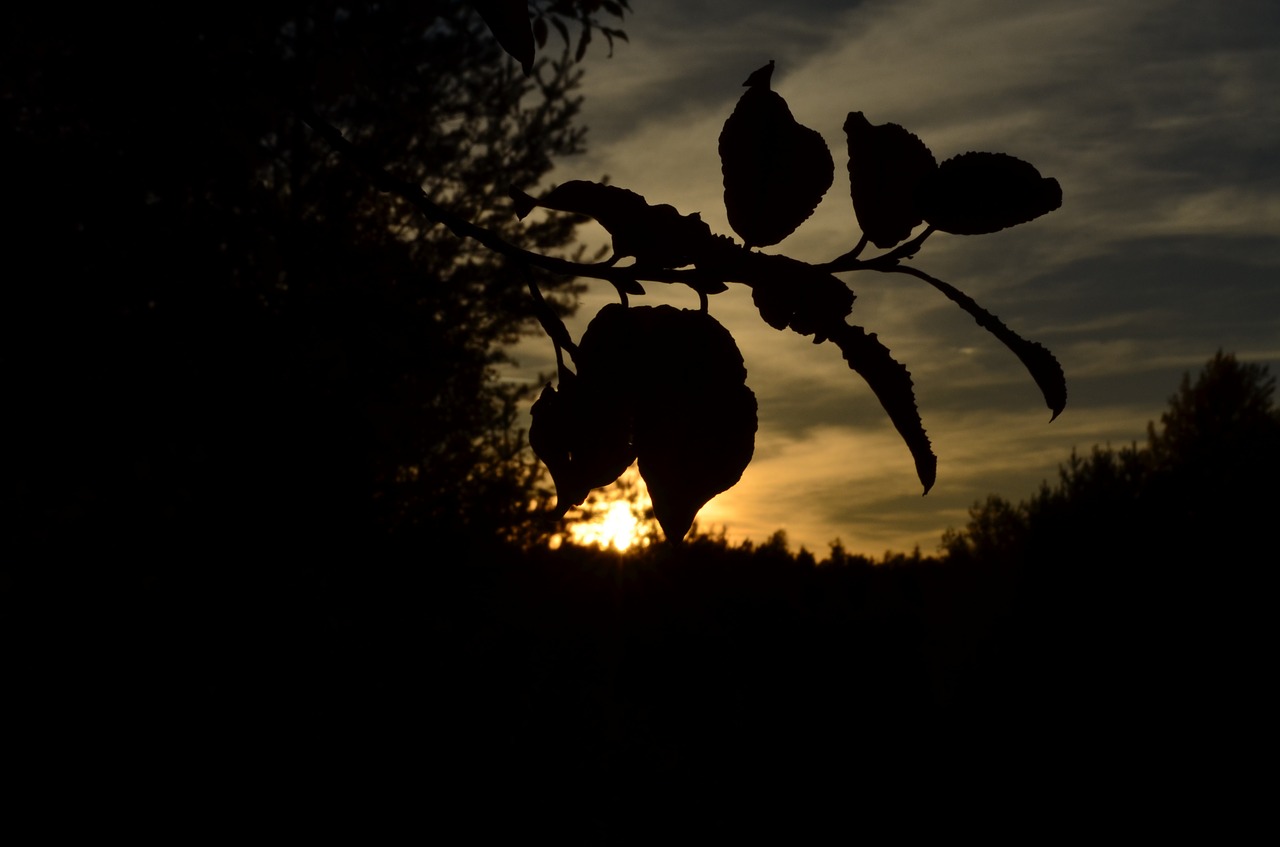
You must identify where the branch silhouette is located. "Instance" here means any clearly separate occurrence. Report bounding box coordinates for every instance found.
[307,10,1067,541]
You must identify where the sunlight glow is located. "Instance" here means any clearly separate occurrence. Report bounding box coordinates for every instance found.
[569,499,645,551]
[560,465,655,552]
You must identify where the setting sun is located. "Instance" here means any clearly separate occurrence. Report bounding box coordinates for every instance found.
[570,499,644,551]
[563,466,654,552]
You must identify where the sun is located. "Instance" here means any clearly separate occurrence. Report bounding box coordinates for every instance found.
[563,466,654,552]
[569,499,643,551]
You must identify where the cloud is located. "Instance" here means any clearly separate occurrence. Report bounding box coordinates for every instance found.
[516,0,1280,555]
[698,397,1164,554]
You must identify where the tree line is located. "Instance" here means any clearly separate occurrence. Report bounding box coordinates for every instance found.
[9,0,1273,799]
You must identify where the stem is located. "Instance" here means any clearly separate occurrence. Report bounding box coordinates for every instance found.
[820,227,936,274]
[524,266,578,375]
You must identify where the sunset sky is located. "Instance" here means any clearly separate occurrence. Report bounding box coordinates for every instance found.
[508,0,1280,556]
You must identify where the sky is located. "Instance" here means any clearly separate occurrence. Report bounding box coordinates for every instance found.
[507,0,1280,556]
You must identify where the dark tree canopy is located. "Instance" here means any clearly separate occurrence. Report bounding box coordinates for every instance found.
[944,350,1279,566]
[937,353,1278,779]
[6,0,1072,551]
[4,1,626,553]
[1149,350,1279,476]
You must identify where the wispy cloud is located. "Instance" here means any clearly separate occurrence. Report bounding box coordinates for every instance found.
[516,0,1280,554]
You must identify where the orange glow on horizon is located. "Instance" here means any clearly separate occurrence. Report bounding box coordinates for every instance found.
[559,465,655,552]
[569,499,646,551]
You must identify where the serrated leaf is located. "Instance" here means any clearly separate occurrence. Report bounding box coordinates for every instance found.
[532,306,643,514]
[886,266,1067,419]
[917,152,1062,235]
[719,61,834,248]
[743,253,854,342]
[831,325,936,493]
[510,180,713,268]
[529,376,636,516]
[629,306,757,541]
[529,382,589,514]
[471,0,535,75]
[575,301,643,380]
[844,112,937,249]
[558,307,747,545]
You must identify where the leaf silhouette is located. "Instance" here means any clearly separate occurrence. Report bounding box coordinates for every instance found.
[297,25,1068,534]
[471,0,535,75]
[630,306,757,541]
[885,266,1067,419]
[719,61,834,248]
[917,152,1062,235]
[830,325,936,493]
[529,371,636,516]
[511,180,713,268]
[744,253,854,343]
[844,112,937,249]
[529,381,591,513]
[529,304,654,515]
[575,299,644,386]
[541,303,757,540]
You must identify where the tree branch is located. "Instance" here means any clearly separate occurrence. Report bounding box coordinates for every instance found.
[298,104,711,290]
[818,227,935,274]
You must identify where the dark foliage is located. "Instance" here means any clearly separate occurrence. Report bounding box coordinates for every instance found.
[531,303,756,540]
[508,57,1066,537]
[942,352,1278,780]
[943,351,1278,567]
[3,1,628,554]
[20,1,1219,807]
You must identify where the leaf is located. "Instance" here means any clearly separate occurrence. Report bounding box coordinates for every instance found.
[528,372,637,517]
[510,181,713,268]
[885,266,1068,420]
[844,112,937,249]
[743,253,854,342]
[529,381,589,514]
[575,22,592,62]
[917,152,1062,235]
[529,306,647,515]
[629,306,757,541]
[533,16,548,49]
[575,301,643,383]
[550,16,570,48]
[470,0,535,76]
[555,303,757,541]
[830,325,936,493]
[719,61,834,248]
